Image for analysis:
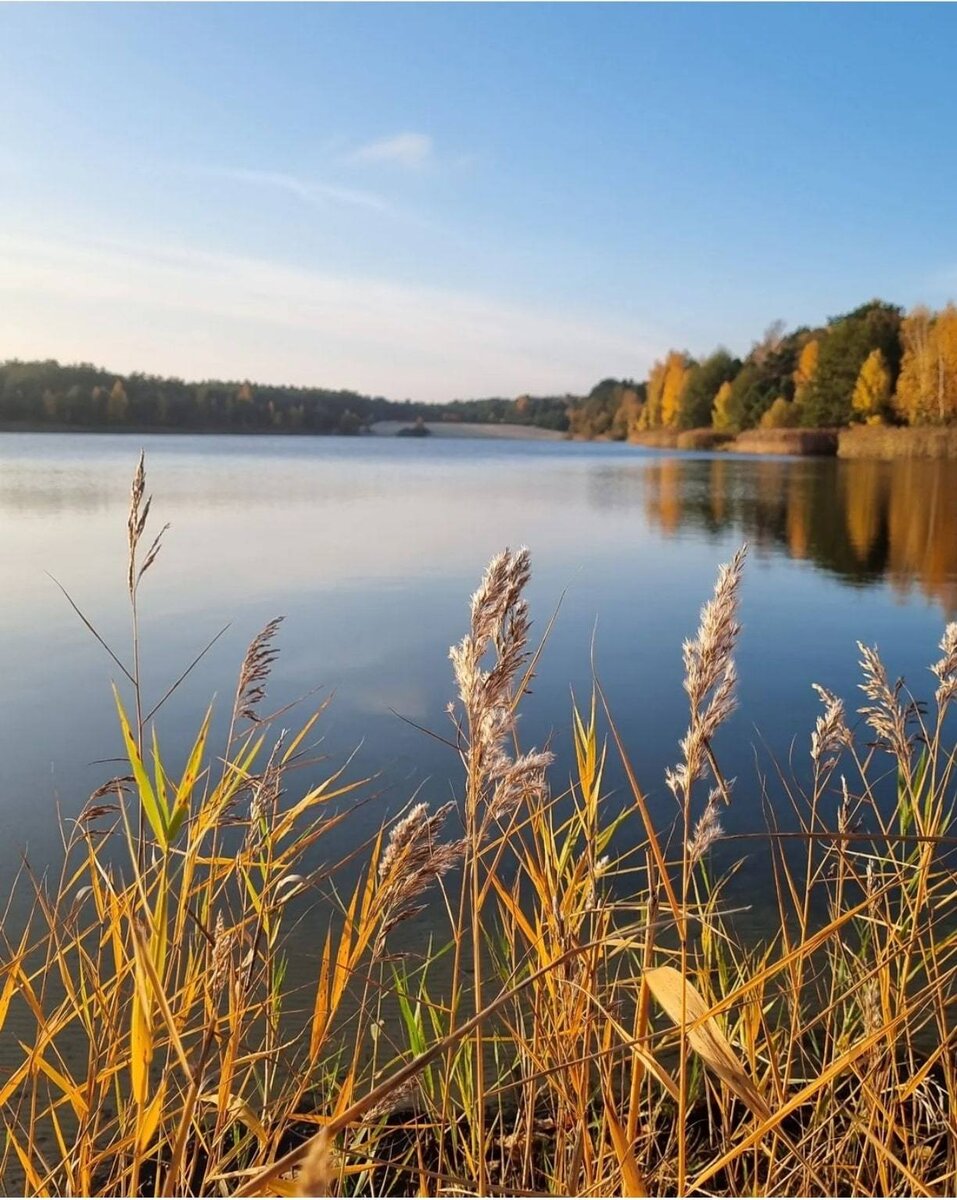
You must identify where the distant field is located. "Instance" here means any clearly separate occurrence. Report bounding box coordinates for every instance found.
[370,419,565,440]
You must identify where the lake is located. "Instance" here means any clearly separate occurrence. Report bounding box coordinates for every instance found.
[1,432,955,922]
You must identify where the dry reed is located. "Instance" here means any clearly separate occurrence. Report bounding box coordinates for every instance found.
[2,456,957,1197]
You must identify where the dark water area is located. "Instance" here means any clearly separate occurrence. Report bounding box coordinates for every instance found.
[1,432,955,945]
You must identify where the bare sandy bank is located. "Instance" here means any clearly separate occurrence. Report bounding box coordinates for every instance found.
[369,420,565,441]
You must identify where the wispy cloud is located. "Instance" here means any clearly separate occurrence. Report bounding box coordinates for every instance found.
[0,230,660,402]
[182,164,392,214]
[349,132,434,169]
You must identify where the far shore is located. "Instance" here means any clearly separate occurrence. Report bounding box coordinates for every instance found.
[369,419,565,440]
[3,419,956,459]
[0,419,566,442]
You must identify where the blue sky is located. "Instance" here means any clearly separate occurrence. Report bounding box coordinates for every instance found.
[2,3,957,402]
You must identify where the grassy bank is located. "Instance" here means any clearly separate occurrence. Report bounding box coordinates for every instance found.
[3,456,957,1197]
[627,428,837,456]
[839,424,957,459]
[626,428,735,451]
[732,428,839,456]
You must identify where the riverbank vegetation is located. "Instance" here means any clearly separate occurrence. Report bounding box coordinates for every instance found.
[5,298,957,450]
[838,424,957,460]
[3,457,957,1197]
[566,299,957,445]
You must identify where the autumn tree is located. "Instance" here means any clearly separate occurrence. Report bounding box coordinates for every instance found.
[660,351,692,428]
[564,379,645,439]
[107,379,129,424]
[894,304,957,425]
[712,380,734,430]
[794,339,819,397]
[803,300,901,427]
[851,348,891,423]
[723,323,808,430]
[642,359,668,429]
[760,396,799,429]
[610,385,644,440]
[892,306,935,424]
[792,338,819,421]
[677,349,738,429]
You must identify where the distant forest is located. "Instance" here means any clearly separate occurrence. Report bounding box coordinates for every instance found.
[0,360,570,435]
[3,298,957,437]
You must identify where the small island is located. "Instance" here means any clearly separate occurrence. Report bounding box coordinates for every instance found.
[396,417,432,437]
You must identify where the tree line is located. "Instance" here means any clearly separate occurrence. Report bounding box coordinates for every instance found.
[0,361,571,434]
[4,298,956,437]
[566,299,957,439]
[0,360,433,434]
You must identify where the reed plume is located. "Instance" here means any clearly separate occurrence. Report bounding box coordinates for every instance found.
[810,682,850,767]
[931,621,957,707]
[234,616,285,728]
[667,544,746,800]
[374,801,463,950]
[857,640,911,759]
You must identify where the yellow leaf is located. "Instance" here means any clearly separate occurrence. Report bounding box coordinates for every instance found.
[644,965,771,1120]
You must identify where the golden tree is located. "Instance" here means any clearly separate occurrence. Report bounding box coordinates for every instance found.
[894,306,935,423]
[936,304,957,422]
[660,351,691,428]
[851,348,891,423]
[760,396,799,429]
[642,358,667,428]
[794,338,819,397]
[712,379,734,430]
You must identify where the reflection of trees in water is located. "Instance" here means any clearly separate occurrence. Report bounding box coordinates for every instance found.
[607,455,957,615]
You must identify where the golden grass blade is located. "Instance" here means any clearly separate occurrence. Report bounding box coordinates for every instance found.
[113,685,167,847]
[644,965,772,1120]
[601,1084,648,1197]
[690,1011,910,1193]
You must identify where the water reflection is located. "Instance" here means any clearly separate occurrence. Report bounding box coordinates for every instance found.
[635,456,957,614]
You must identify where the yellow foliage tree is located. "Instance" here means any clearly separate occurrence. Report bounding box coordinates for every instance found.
[642,359,667,428]
[936,304,957,422]
[794,339,819,397]
[660,351,691,428]
[851,348,891,423]
[760,396,798,429]
[108,379,129,423]
[893,304,957,425]
[712,380,734,431]
[894,307,935,424]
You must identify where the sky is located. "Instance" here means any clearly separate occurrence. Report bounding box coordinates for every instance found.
[2,3,957,403]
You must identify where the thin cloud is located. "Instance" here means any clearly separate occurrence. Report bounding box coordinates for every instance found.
[349,132,434,169]
[182,164,392,214]
[0,231,661,402]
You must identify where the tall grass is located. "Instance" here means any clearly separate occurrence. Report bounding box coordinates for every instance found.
[838,424,957,459]
[2,455,957,1196]
[733,428,839,456]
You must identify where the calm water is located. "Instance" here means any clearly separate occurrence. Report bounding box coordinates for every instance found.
[1,432,955,912]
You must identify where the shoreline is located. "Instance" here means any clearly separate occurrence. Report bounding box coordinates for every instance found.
[0,420,566,442]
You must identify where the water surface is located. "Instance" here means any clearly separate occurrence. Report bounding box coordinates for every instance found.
[1,433,954,910]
